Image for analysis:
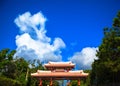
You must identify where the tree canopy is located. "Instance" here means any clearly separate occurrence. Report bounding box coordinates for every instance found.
[0,48,60,86]
[90,11,120,86]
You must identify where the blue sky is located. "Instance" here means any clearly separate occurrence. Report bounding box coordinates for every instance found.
[0,0,120,69]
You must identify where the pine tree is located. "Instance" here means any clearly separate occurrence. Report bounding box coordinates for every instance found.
[90,11,120,86]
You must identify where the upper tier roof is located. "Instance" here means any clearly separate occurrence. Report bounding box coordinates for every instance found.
[44,61,75,68]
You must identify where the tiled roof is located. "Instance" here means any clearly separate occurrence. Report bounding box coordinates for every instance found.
[31,70,89,78]
[44,61,75,68]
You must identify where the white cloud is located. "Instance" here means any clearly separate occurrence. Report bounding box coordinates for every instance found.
[14,12,66,62]
[14,11,98,70]
[69,47,98,69]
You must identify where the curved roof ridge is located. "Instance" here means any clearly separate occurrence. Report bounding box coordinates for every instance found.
[48,61,73,64]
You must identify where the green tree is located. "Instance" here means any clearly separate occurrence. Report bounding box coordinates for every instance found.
[28,59,44,86]
[0,48,16,79]
[15,57,29,85]
[0,49,30,86]
[0,76,22,86]
[0,48,59,86]
[90,11,120,86]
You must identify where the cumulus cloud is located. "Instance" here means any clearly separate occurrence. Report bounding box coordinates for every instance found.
[14,12,66,62]
[69,47,98,69]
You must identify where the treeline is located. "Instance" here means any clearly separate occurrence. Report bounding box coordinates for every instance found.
[90,11,120,86]
[70,11,120,86]
[0,48,59,86]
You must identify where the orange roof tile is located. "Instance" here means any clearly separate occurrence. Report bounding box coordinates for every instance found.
[31,70,89,78]
[44,61,75,68]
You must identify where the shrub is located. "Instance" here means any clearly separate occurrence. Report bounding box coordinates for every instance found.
[0,76,22,86]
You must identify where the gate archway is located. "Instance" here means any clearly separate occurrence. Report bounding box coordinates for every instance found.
[31,61,89,86]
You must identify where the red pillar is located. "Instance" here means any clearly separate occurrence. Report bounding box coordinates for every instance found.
[39,79,42,86]
[50,78,53,86]
[78,79,80,86]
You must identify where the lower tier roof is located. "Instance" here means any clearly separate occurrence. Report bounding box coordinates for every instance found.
[31,70,89,78]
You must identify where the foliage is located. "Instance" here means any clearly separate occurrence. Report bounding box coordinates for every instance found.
[0,48,16,79]
[90,11,120,86]
[0,48,59,86]
[70,70,90,86]
[0,76,22,86]
[70,80,78,86]
[70,80,87,86]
